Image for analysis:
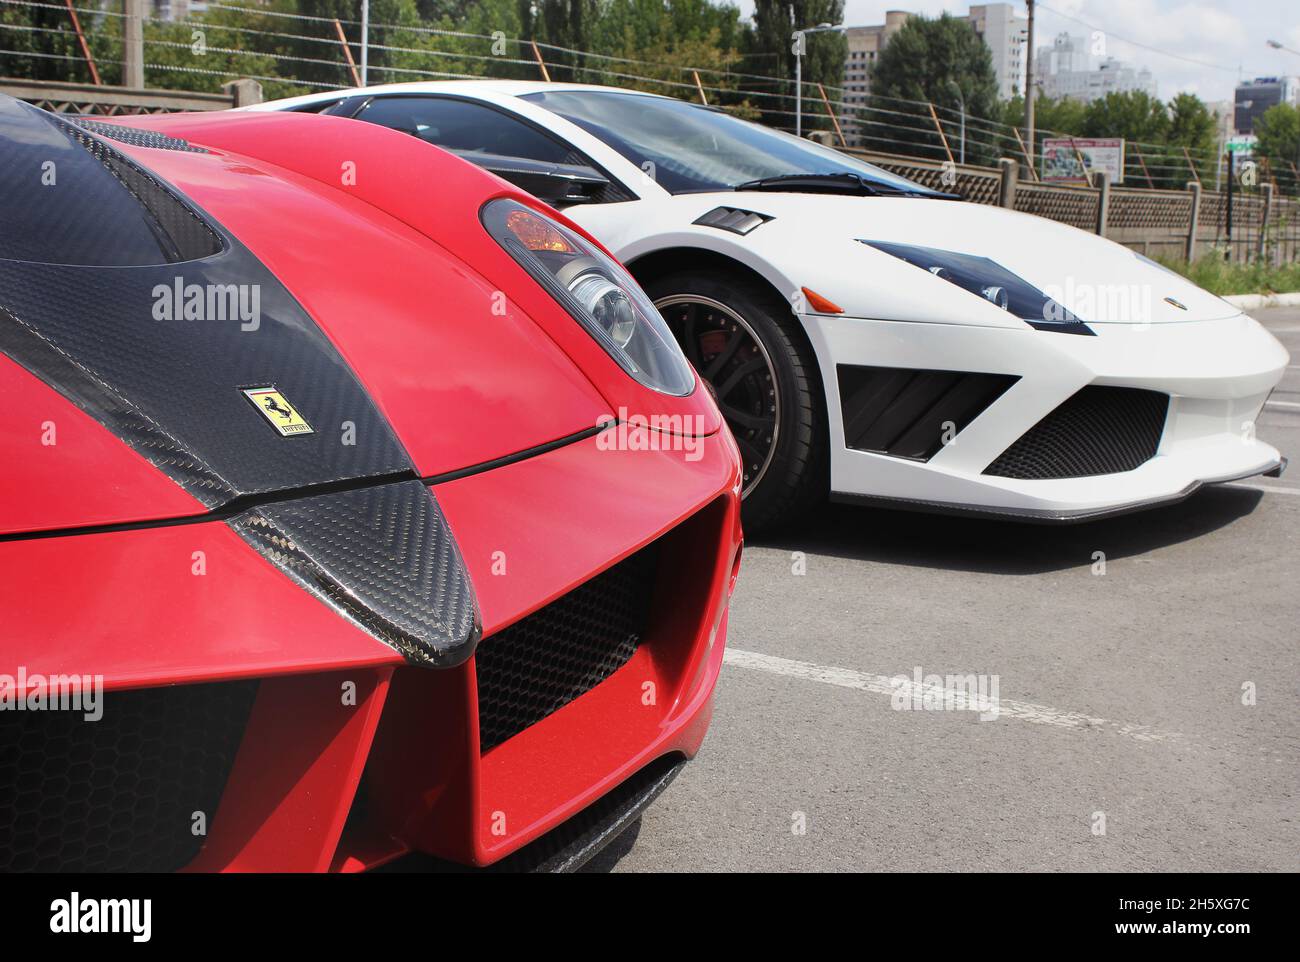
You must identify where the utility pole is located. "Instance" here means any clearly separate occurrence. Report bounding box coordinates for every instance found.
[123,0,143,89]
[360,0,369,86]
[1024,1,1035,175]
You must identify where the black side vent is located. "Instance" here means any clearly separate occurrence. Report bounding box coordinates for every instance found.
[70,118,208,153]
[693,206,774,235]
[838,365,1018,461]
[985,386,1169,480]
[475,543,658,753]
[0,680,258,872]
[56,117,223,262]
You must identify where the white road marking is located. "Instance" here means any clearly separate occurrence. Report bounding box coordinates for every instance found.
[723,648,1180,742]
[1265,400,1300,411]
[1227,481,1300,496]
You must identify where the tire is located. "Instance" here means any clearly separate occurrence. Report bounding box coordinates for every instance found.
[644,269,826,534]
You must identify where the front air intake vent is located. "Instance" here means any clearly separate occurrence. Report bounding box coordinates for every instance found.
[984,385,1169,479]
[475,543,658,752]
[0,680,258,872]
[838,364,1019,461]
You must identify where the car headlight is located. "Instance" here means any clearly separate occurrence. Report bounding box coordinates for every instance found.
[482,198,696,395]
[861,240,1093,335]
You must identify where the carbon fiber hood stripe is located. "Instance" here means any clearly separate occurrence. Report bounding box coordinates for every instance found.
[0,97,480,666]
[230,481,480,667]
[0,97,411,506]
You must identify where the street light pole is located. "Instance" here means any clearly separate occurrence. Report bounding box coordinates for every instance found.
[1025,0,1036,174]
[948,81,966,165]
[794,31,803,137]
[792,23,840,139]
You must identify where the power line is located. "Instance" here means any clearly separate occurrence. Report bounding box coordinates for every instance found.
[1036,2,1239,74]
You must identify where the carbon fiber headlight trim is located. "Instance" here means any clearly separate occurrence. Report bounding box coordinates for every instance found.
[229,480,481,667]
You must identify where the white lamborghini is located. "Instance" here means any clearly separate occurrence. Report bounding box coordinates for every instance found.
[258,82,1289,530]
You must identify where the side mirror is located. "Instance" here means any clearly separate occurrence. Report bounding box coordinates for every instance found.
[449,150,611,207]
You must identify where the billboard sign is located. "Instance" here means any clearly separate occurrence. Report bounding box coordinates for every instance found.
[1041,138,1125,185]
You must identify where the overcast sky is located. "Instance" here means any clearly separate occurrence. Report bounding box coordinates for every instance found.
[734,1,1300,104]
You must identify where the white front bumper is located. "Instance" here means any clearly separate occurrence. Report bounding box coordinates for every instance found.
[804,311,1289,520]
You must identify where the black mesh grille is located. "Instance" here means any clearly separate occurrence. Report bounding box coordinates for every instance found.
[984,386,1169,479]
[70,118,208,153]
[0,680,258,872]
[475,544,658,752]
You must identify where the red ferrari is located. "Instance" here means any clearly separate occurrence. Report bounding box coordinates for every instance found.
[0,96,742,871]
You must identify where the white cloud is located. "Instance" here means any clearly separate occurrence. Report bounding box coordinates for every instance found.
[735,1,1300,104]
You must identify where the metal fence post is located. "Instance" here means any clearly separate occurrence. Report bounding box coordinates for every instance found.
[1093,171,1109,236]
[1185,181,1201,263]
[998,157,1018,209]
[222,79,263,108]
[123,0,145,89]
[1258,182,1274,264]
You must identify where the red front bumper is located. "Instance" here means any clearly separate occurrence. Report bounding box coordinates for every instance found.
[0,427,742,871]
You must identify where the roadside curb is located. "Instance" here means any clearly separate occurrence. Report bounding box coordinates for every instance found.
[1223,292,1300,310]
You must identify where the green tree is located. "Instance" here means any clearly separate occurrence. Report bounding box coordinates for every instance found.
[0,2,110,83]
[1256,103,1300,181]
[1159,92,1217,188]
[746,1,846,131]
[867,13,998,163]
[1002,94,1086,137]
[1081,90,1169,142]
[519,0,600,80]
[585,0,748,105]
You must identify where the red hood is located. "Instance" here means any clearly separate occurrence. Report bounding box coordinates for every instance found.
[0,109,717,536]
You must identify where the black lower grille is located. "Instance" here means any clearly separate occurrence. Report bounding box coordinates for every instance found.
[482,754,685,872]
[984,386,1169,479]
[475,545,658,752]
[0,680,258,872]
[838,365,1018,461]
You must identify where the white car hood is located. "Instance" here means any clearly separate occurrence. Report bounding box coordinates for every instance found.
[615,193,1239,327]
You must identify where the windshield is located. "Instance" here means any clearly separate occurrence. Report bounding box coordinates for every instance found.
[521,89,938,196]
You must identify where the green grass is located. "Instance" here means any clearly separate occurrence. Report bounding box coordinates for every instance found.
[1154,255,1300,296]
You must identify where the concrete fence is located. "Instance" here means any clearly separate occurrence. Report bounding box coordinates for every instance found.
[0,77,262,114]
[846,147,1300,265]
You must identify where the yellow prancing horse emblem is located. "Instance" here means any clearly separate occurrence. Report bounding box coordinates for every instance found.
[241,386,313,437]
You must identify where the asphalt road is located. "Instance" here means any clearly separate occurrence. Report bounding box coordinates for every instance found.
[594,306,1300,873]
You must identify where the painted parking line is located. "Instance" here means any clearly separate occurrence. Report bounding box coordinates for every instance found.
[1265,400,1300,412]
[723,648,1180,742]
[1227,481,1300,496]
